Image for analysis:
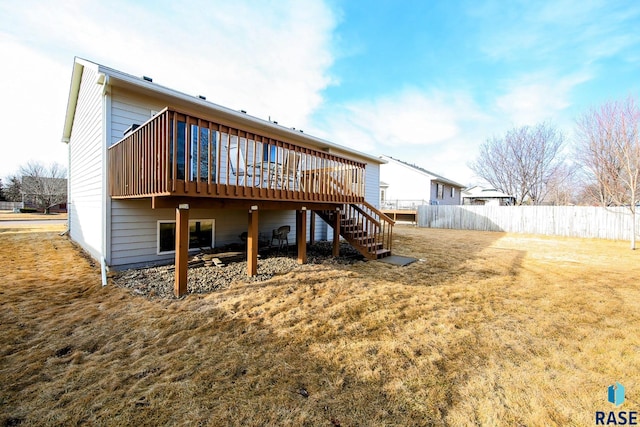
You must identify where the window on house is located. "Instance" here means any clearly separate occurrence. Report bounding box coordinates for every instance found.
[169,122,217,182]
[169,120,186,180]
[157,219,215,254]
[380,188,386,202]
[450,187,455,198]
[437,183,444,199]
[191,125,213,182]
[263,143,277,162]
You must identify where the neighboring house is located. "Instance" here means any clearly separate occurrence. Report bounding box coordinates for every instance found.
[379,155,465,208]
[462,186,515,206]
[379,181,389,205]
[62,58,392,296]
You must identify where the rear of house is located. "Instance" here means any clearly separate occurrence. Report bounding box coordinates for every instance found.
[62,58,391,276]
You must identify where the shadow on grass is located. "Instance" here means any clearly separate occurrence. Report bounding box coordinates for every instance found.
[1,222,532,426]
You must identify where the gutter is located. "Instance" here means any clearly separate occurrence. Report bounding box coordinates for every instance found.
[100,63,384,165]
[100,72,110,286]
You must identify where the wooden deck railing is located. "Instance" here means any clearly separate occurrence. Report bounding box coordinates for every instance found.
[344,201,395,256]
[316,201,394,259]
[108,108,366,203]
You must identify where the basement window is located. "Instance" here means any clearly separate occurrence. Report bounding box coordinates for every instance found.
[157,219,215,254]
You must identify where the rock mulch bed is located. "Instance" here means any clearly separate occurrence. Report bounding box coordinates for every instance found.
[112,241,364,299]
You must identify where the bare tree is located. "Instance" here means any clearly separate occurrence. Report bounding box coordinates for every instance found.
[19,161,68,214]
[542,162,579,205]
[470,122,566,205]
[575,96,640,249]
[575,181,606,206]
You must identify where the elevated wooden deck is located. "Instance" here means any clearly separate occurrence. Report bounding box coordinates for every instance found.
[107,107,394,296]
[108,107,366,205]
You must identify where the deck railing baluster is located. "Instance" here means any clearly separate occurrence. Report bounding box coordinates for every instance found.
[108,107,367,203]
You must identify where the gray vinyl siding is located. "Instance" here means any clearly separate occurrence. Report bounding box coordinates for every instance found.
[107,88,337,267]
[108,90,168,267]
[312,211,330,242]
[365,163,380,208]
[429,181,440,204]
[430,181,461,205]
[68,66,104,261]
[110,89,165,145]
[109,199,317,269]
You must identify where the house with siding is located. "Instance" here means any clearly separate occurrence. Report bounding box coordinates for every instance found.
[62,57,392,296]
[462,186,515,206]
[379,155,465,212]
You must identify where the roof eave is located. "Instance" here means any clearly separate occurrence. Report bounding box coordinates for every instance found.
[96,62,383,164]
[61,58,103,143]
[381,155,464,187]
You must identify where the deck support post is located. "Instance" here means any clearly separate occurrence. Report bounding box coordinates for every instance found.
[309,211,315,245]
[174,204,189,297]
[296,208,307,264]
[332,208,341,258]
[247,206,259,276]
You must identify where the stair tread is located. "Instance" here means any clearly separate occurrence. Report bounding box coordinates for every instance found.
[316,203,393,260]
[375,249,391,259]
[362,242,383,248]
[346,232,368,237]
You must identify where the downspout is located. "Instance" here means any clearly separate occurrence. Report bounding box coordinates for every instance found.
[61,125,71,237]
[101,257,107,287]
[99,72,110,286]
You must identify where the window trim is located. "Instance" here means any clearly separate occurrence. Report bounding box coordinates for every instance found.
[157,219,215,255]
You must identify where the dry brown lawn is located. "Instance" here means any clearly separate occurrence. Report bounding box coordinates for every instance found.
[1,223,639,426]
[0,210,68,221]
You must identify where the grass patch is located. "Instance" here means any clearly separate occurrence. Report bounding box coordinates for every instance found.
[0,224,639,425]
[0,210,68,221]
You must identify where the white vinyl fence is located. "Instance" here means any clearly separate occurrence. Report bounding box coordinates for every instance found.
[0,201,23,211]
[417,205,639,241]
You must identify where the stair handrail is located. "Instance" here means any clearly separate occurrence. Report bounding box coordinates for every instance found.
[357,201,395,255]
[349,203,381,227]
[315,201,394,259]
[360,200,396,225]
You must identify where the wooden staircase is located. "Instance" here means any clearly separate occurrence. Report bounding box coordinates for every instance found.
[316,201,395,260]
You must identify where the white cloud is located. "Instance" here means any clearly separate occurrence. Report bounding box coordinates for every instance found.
[308,88,490,185]
[312,89,485,151]
[0,0,337,176]
[494,71,592,126]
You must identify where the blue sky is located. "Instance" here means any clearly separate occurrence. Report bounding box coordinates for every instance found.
[1,0,639,185]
